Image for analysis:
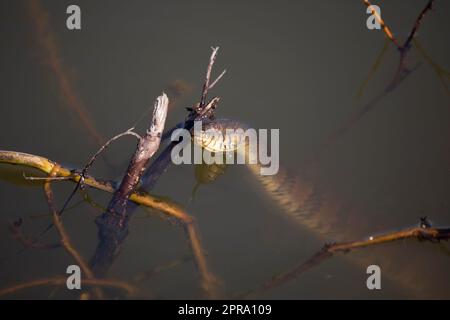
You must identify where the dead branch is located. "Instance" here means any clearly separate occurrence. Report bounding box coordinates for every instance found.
[243,219,450,298]
[0,150,215,296]
[0,276,136,297]
[315,1,437,159]
[90,94,168,276]
[44,164,104,299]
[105,96,167,222]
[200,47,223,108]
[403,0,435,50]
[0,48,226,298]
[0,151,192,222]
[390,0,435,86]
[363,0,436,88]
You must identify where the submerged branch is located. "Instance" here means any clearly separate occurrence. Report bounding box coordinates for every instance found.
[0,150,218,298]
[1,48,226,299]
[43,164,104,299]
[243,219,450,297]
[0,150,217,297]
[0,150,192,222]
[27,0,105,145]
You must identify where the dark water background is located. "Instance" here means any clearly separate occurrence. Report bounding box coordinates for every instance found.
[0,0,449,299]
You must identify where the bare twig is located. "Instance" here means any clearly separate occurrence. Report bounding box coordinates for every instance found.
[61,128,141,214]
[362,0,435,89]
[243,219,450,298]
[141,48,225,191]
[390,0,435,86]
[403,0,435,50]
[208,69,227,90]
[44,164,104,299]
[200,47,221,108]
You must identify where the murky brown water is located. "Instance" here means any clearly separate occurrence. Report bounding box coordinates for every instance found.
[0,0,449,299]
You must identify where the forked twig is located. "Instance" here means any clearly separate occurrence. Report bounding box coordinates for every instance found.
[200,47,224,108]
[386,0,434,87]
[318,0,437,157]
[403,0,435,50]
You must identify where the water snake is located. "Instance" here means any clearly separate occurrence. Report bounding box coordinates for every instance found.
[191,118,437,297]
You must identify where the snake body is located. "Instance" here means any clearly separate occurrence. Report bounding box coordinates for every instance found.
[193,118,433,297]
[193,119,338,239]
